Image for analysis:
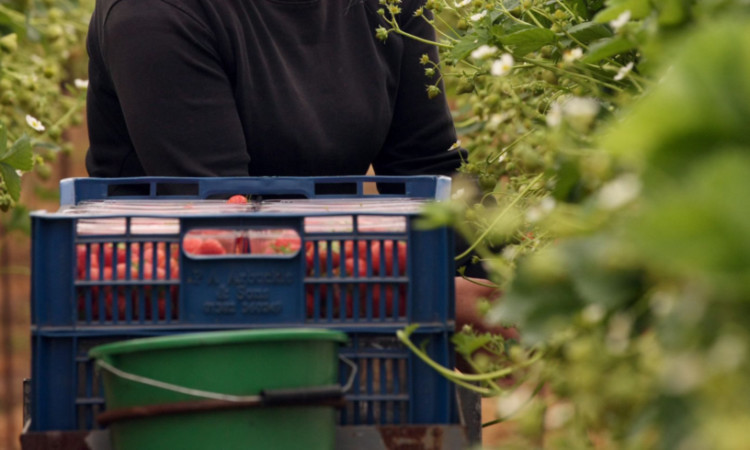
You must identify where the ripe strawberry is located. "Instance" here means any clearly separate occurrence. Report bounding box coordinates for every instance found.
[227,195,248,204]
[198,238,227,255]
[143,246,168,269]
[343,240,368,259]
[183,237,202,255]
[306,241,341,274]
[270,237,301,254]
[371,240,407,276]
[76,245,99,280]
[371,284,407,317]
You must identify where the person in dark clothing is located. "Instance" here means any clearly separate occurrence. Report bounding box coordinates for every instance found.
[85,0,500,331]
[86,0,462,178]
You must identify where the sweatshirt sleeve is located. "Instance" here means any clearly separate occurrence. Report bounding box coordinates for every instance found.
[371,4,467,177]
[99,0,250,177]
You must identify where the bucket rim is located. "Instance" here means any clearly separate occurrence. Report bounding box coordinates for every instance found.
[89,328,348,359]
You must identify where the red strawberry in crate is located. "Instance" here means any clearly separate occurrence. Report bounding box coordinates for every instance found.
[183,237,202,255]
[227,195,248,204]
[197,238,227,255]
[371,240,407,276]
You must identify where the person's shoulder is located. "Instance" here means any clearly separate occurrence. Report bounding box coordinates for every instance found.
[101,0,210,29]
[355,0,423,11]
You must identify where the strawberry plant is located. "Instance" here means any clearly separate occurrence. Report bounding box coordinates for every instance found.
[0,0,92,212]
[381,0,750,447]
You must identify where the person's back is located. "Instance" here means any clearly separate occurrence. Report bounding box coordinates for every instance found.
[85,0,463,179]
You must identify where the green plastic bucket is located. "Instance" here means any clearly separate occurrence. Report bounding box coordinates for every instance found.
[89,328,349,450]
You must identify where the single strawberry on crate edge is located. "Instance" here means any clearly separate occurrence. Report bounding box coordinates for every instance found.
[226,194,248,204]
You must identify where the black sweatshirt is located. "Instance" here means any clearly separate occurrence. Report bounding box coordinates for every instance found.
[85,0,465,178]
[85,0,485,277]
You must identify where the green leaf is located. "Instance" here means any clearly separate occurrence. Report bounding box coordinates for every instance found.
[600,19,750,169]
[414,201,461,229]
[451,331,494,356]
[499,28,557,57]
[630,152,750,294]
[564,0,591,20]
[488,248,584,344]
[551,159,583,202]
[656,0,690,26]
[593,0,652,22]
[1,135,33,171]
[564,238,645,310]
[0,5,28,36]
[567,22,613,45]
[448,32,484,61]
[0,163,21,202]
[582,36,636,63]
[498,0,521,16]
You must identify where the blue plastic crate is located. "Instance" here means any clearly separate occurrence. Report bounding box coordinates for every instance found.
[29,330,457,431]
[29,176,458,431]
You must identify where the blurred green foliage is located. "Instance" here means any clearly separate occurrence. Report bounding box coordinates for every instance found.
[383,0,750,447]
[0,0,92,212]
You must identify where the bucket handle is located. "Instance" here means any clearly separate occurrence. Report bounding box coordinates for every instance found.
[95,355,358,403]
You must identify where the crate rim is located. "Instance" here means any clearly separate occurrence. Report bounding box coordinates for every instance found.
[58,175,453,207]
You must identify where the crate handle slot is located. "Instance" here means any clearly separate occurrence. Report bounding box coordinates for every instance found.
[182,227,302,258]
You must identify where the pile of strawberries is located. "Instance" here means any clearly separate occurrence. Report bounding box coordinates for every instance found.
[76,241,179,321]
[303,239,408,319]
[75,194,410,321]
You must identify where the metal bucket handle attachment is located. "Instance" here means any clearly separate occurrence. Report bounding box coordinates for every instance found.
[95,355,357,426]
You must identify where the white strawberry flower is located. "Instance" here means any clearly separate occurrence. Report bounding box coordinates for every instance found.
[25,114,45,132]
[74,79,89,89]
[614,62,634,81]
[490,53,514,76]
[563,47,583,63]
[597,174,641,210]
[470,44,498,60]
[546,101,563,127]
[562,96,600,131]
[470,10,487,21]
[610,10,631,32]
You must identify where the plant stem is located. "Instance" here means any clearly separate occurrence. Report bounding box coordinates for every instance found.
[520,56,624,91]
[52,99,84,129]
[456,172,544,260]
[459,274,499,289]
[554,0,582,22]
[498,4,534,27]
[385,16,452,49]
[397,327,544,383]
[524,8,547,29]
[429,14,460,42]
[481,380,546,427]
